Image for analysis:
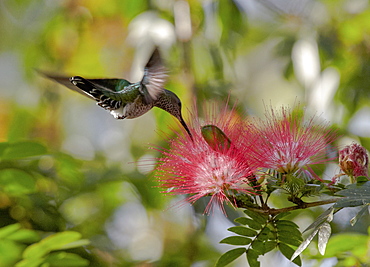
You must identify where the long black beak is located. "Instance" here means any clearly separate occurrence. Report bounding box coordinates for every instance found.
[178,115,193,141]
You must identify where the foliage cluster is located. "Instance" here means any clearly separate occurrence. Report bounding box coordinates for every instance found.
[1,0,370,266]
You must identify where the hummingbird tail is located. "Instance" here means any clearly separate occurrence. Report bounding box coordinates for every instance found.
[38,71,96,100]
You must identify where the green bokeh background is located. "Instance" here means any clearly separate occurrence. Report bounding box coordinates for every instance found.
[0,0,370,266]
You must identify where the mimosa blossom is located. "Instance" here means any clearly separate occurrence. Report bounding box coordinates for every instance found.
[155,107,258,214]
[246,107,338,180]
[155,104,339,214]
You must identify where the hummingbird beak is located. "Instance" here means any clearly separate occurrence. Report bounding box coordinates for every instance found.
[178,116,193,141]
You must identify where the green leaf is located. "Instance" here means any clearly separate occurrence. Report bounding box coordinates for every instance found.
[275,220,300,229]
[246,249,260,267]
[218,0,245,44]
[0,224,22,239]
[356,176,369,184]
[334,198,369,208]
[0,169,36,195]
[264,241,277,253]
[234,217,249,225]
[215,248,246,267]
[0,141,47,160]
[277,226,299,242]
[276,221,303,241]
[277,229,303,242]
[227,226,257,237]
[220,236,252,245]
[277,236,302,247]
[243,209,268,224]
[44,252,89,266]
[257,227,270,242]
[301,183,322,196]
[6,228,40,243]
[267,227,277,240]
[54,153,84,187]
[23,231,84,259]
[201,125,231,152]
[241,218,262,230]
[0,239,24,267]
[15,258,45,267]
[251,239,264,254]
[274,212,291,220]
[292,254,302,266]
[278,243,302,266]
[335,181,370,208]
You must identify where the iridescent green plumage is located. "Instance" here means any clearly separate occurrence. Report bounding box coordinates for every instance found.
[40,48,192,138]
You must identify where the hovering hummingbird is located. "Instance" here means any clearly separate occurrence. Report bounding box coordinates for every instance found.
[40,48,192,138]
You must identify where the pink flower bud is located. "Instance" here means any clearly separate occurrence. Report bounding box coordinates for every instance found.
[339,143,369,181]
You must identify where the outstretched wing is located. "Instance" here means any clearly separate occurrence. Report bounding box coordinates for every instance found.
[69,76,130,101]
[69,76,125,110]
[40,71,127,110]
[140,48,167,104]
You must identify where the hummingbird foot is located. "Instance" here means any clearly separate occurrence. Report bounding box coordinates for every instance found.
[112,114,127,119]
[109,108,127,120]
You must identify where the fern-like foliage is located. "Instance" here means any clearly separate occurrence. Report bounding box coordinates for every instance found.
[216,210,303,267]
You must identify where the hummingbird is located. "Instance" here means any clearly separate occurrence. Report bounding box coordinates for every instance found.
[40,48,192,138]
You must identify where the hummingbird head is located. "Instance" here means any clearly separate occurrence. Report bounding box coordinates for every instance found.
[156,90,193,140]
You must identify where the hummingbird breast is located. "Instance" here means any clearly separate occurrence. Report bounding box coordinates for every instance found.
[110,95,154,119]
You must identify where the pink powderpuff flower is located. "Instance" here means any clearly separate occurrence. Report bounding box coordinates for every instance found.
[155,105,259,214]
[339,143,369,182]
[248,106,338,180]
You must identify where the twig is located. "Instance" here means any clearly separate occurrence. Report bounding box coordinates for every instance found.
[243,198,341,216]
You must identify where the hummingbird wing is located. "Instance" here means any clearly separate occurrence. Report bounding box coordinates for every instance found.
[40,71,132,111]
[69,76,134,110]
[140,48,168,104]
